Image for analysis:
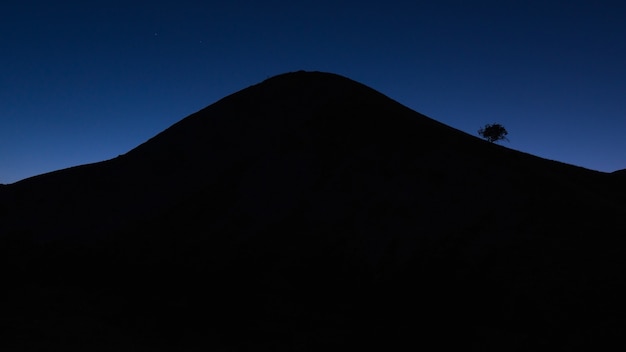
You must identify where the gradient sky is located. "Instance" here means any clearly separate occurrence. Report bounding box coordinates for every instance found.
[2,0,625,183]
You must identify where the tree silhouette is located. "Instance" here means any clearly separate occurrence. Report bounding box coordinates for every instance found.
[478,123,508,143]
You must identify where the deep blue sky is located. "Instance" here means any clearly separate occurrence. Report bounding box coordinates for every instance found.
[2,0,625,183]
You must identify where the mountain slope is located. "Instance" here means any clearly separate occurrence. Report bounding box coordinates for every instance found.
[1,71,626,351]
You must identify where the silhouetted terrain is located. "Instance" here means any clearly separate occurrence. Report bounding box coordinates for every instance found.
[1,71,626,351]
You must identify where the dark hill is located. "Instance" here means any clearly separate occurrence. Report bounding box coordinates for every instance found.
[1,71,626,351]
[613,168,626,176]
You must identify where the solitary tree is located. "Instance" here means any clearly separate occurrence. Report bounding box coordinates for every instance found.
[478,123,508,143]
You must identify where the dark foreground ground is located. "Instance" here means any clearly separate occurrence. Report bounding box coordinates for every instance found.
[2,71,626,351]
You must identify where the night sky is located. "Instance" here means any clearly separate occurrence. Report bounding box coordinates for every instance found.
[2,0,625,183]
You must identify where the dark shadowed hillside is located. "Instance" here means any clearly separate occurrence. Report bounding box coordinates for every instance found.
[1,71,626,351]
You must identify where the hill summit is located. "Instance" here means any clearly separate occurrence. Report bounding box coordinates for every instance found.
[1,71,626,350]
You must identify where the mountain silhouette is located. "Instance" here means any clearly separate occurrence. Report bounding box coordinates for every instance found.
[1,71,626,351]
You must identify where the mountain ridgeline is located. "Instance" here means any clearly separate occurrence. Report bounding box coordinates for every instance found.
[1,71,625,350]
